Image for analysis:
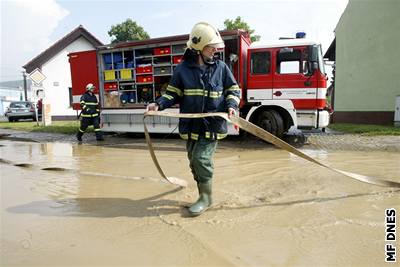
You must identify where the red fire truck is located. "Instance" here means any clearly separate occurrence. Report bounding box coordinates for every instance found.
[69,30,329,137]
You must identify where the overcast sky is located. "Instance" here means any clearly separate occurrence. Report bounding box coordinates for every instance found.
[0,0,348,82]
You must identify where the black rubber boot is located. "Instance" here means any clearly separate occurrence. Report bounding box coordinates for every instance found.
[95,132,104,141]
[76,132,83,142]
[188,181,212,217]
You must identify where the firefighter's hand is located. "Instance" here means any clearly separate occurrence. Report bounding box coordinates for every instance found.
[146,103,159,112]
[228,108,237,118]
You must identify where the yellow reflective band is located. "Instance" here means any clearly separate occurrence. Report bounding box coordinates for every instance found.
[85,102,98,105]
[80,101,85,104]
[166,85,183,96]
[190,133,199,140]
[162,94,174,100]
[82,105,87,109]
[209,91,222,98]
[205,132,211,138]
[217,133,227,140]
[82,114,99,117]
[183,89,222,98]
[184,89,204,96]
[94,129,101,132]
[226,85,241,91]
[79,128,85,133]
[179,134,188,140]
[226,95,240,104]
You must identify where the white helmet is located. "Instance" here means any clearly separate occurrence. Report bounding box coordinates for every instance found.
[86,83,95,91]
[186,22,225,51]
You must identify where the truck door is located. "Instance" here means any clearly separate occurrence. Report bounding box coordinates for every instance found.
[247,48,274,101]
[68,50,99,110]
[272,46,318,109]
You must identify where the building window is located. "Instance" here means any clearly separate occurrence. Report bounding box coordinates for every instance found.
[68,87,73,107]
[250,51,271,74]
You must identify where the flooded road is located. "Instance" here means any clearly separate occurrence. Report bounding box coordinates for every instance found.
[1,139,399,266]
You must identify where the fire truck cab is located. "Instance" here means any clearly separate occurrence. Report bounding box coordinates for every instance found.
[244,39,329,137]
[68,30,329,138]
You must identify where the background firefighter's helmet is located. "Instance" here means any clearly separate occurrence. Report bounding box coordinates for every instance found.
[86,83,95,91]
[186,22,225,51]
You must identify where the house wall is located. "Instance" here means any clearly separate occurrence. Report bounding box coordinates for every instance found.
[41,37,96,118]
[333,0,400,124]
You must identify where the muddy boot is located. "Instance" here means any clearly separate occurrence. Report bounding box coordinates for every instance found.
[188,181,212,216]
[76,131,83,142]
[95,132,104,141]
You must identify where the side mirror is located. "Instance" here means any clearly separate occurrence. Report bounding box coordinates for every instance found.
[308,45,319,62]
[303,61,318,76]
[312,62,318,71]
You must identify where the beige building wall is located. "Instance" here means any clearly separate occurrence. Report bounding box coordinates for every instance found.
[333,0,400,124]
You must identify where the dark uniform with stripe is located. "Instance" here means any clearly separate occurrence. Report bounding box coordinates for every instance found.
[77,91,102,140]
[156,57,240,183]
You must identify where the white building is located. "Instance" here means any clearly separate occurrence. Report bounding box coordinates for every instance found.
[23,25,103,120]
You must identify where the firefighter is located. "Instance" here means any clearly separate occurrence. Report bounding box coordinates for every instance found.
[77,83,104,142]
[146,22,240,216]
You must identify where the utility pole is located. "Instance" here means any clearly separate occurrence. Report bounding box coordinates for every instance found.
[22,71,28,101]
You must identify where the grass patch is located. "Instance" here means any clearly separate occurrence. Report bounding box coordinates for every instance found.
[328,123,400,136]
[0,120,90,135]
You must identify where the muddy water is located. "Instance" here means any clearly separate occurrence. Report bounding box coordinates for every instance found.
[1,139,399,266]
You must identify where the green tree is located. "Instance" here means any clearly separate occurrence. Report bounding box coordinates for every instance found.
[108,19,150,43]
[223,16,261,42]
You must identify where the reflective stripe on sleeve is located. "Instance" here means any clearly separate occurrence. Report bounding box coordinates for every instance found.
[166,85,183,97]
[217,133,227,139]
[226,95,240,104]
[179,134,188,140]
[162,94,174,100]
[225,84,241,92]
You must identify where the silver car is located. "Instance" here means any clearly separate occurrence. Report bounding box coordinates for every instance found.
[5,101,36,122]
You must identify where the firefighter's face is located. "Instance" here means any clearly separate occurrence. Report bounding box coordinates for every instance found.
[202,45,217,59]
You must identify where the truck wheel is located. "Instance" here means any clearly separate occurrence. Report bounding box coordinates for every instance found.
[257,110,284,138]
[8,117,13,122]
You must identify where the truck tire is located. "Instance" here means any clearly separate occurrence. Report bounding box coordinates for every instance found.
[257,110,284,138]
[8,117,13,122]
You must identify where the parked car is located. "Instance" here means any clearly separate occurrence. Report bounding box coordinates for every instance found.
[5,101,36,122]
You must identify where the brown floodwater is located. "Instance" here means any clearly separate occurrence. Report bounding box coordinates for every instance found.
[1,139,399,266]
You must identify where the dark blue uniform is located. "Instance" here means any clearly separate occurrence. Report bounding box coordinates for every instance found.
[156,59,240,140]
[77,91,102,141]
[155,57,240,186]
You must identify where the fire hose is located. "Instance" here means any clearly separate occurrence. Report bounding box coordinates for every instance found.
[144,111,400,189]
